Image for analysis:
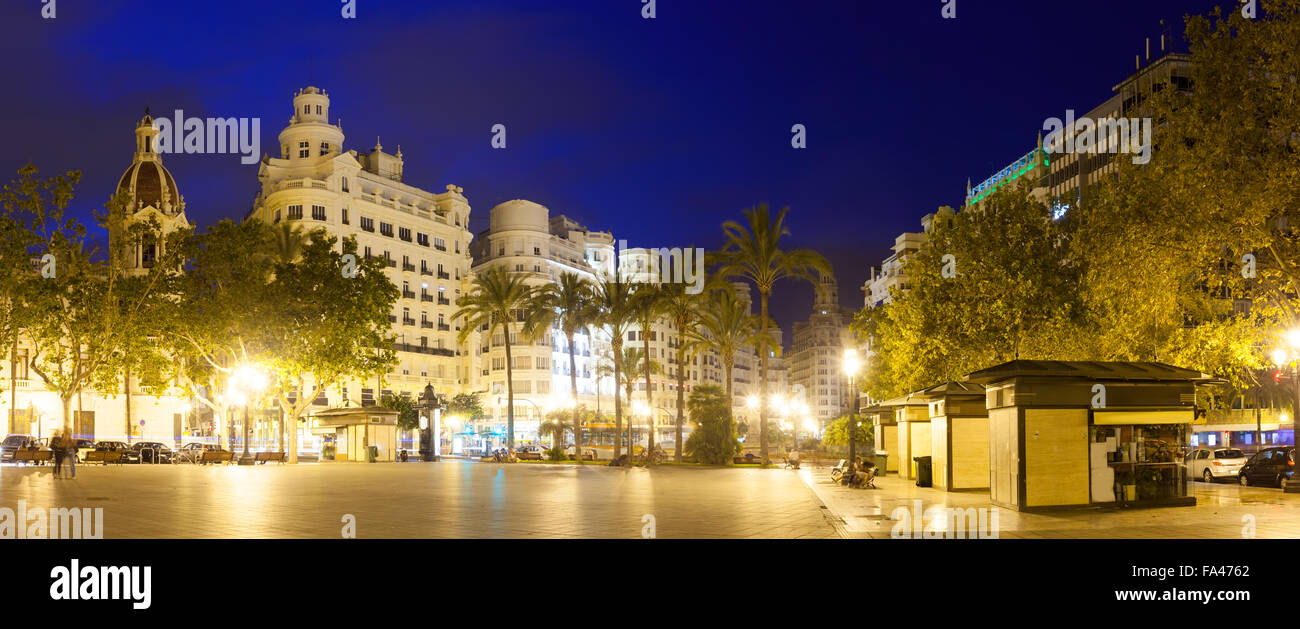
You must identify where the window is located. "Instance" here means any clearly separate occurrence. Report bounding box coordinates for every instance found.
[341,208,349,225]
[298,140,309,158]
[311,205,326,221]
[315,105,322,115]
[434,237,447,251]
[360,217,374,232]
[319,142,330,156]
[380,222,393,237]
[399,227,412,242]
[273,209,281,224]
[536,357,549,370]
[364,246,372,258]
[303,105,310,114]
[341,177,349,192]
[416,233,429,247]
[287,205,303,220]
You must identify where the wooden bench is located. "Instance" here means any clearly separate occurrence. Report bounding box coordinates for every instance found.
[254,451,285,464]
[14,449,53,464]
[84,450,124,464]
[200,451,234,464]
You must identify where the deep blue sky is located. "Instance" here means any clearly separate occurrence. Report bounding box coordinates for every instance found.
[0,0,1225,332]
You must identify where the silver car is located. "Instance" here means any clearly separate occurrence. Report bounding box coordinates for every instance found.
[1185,447,1247,483]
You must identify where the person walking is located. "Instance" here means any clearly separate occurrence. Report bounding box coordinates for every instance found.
[50,432,64,478]
[64,436,77,479]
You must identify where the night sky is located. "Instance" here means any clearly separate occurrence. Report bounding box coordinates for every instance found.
[0,0,1226,333]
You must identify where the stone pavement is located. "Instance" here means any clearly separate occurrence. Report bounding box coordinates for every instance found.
[797,463,1300,539]
[0,460,841,539]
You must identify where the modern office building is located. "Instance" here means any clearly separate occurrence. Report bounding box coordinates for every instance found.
[247,86,477,453]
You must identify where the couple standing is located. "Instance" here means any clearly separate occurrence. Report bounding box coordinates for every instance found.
[49,432,77,479]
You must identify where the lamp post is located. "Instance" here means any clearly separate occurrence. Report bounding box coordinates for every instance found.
[233,364,267,466]
[843,349,861,470]
[421,384,443,462]
[1276,329,1300,493]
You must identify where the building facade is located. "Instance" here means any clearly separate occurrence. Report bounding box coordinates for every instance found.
[789,274,855,428]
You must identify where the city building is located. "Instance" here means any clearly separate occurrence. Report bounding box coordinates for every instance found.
[247,86,476,454]
[466,199,615,454]
[789,273,855,428]
[4,112,192,445]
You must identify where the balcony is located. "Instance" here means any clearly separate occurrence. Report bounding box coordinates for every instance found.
[437,271,450,280]
[438,323,451,331]
[393,343,456,357]
[402,290,416,299]
[388,315,397,323]
[421,294,434,303]
[420,268,433,277]
[402,317,417,326]
[386,260,397,268]
[421,321,434,329]
[435,244,448,252]
[402,263,416,272]
[437,296,451,306]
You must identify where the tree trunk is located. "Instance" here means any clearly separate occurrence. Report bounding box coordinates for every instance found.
[759,293,770,466]
[568,332,580,460]
[612,339,623,460]
[124,368,132,443]
[643,327,654,458]
[504,327,515,451]
[287,377,302,464]
[675,347,686,463]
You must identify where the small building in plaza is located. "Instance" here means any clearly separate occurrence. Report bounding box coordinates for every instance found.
[868,393,929,480]
[966,360,1213,511]
[310,406,399,462]
[862,402,899,473]
[919,381,988,491]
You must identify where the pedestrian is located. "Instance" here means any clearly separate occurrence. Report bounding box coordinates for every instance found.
[65,437,77,479]
[50,432,64,477]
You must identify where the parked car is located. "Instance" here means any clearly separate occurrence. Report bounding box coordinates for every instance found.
[515,445,546,461]
[72,439,96,463]
[1,435,44,463]
[1238,446,1295,489]
[94,441,141,463]
[178,442,226,463]
[130,441,174,464]
[1185,447,1248,483]
[564,445,597,460]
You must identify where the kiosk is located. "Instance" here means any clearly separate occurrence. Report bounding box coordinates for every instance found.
[920,381,989,491]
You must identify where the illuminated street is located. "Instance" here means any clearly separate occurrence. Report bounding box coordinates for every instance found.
[0,461,839,539]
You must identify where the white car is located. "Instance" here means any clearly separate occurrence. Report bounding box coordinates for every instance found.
[564,446,597,460]
[1185,447,1247,483]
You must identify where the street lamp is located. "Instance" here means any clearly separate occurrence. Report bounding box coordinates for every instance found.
[1275,330,1300,493]
[231,364,267,465]
[843,349,861,471]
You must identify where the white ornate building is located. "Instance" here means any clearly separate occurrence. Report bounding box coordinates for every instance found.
[247,86,476,453]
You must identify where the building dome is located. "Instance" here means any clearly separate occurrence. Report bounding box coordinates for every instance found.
[116,110,184,214]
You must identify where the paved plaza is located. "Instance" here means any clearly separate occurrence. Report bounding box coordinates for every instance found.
[797,463,1300,539]
[0,460,840,539]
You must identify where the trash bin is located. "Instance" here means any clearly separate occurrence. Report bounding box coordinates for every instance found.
[914,455,932,487]
[874,451,888,475]
[367,445,378,463]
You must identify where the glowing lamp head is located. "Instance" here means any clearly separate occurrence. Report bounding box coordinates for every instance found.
[842,349,861,376]
[1288,328,1300,350]
[746,395,760,410]
[1273,348,1290,368]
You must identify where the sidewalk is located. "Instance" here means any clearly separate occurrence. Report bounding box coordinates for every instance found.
[795,464,1300,539]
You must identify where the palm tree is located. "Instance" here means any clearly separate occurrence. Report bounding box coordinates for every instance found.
[629,283,666,457]
[529,272,597,459]
[616,346,661,454]
[661,283,704,461]
[593,276,636,460]
[714,204,832,465]
[453,266,540,451]
[685,284,769,409]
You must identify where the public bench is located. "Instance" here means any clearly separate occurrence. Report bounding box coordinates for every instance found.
[200,451,234,464]
[14,449,53,464]
[254,451,285,464]
[84,450,124,464]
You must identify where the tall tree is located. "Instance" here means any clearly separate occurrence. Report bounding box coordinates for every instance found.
[529,272,598,462]
[661,282,704,461]
[593,276,637,460]
[684,283,770,414]
[453,266,540,452]
[265,229,399,463]
[715,204,832,465]
[616,346,660,453]
[629,282,666,456]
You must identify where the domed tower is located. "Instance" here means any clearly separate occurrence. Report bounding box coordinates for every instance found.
[278,86,345,161]
[813,272,839,312]
[111,109,190,275]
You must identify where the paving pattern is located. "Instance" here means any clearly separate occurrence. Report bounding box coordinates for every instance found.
[797,464,1300,539]
[0,460,840,539]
